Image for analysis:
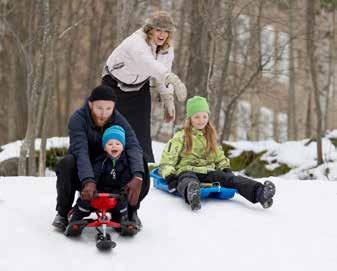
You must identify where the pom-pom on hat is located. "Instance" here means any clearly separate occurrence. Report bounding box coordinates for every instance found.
[186,96,210,118]
[102,125,126,148]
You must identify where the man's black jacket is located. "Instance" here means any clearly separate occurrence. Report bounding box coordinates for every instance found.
[67,101,144,183]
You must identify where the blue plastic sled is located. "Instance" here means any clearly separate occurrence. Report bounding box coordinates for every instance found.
[150,168,236,200]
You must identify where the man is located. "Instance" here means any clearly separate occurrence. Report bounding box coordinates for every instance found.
[52,85,149,233]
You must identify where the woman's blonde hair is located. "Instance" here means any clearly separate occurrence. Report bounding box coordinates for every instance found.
[143,26,173,51]
[183,118,218,155]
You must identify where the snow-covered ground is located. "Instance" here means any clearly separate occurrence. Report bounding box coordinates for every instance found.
[1,138,337,271]
[0,176,337,271]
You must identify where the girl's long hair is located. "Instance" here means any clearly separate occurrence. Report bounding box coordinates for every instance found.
[143,26,173,51]
[183,118,217,155]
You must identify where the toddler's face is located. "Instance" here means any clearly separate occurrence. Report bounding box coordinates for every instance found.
[190,112,209,130]
[104,139,123,158]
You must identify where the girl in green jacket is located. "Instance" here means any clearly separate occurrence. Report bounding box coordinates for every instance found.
[159,96,276,211]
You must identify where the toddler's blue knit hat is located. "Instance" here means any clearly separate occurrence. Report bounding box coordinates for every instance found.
[102,125,126,148]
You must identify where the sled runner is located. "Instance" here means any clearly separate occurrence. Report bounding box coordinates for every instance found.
[150,168,236,199]
[64,193,138,250]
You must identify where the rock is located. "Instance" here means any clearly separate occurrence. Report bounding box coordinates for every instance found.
[0,158,19,176]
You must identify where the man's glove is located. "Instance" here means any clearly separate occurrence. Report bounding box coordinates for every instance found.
[160,93,175,122]
[164,73,187,102]
[81,181,97,201]
[126,177,142,207]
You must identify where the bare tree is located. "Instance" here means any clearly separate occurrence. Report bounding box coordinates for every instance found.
[306,0,323,165]
[211,0,234,127]
[185,0,212,97]
[18,0,52,175]
[287,0,297,140]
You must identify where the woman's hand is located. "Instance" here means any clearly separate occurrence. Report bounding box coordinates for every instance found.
[164,73,187,102]
[160,93,175,122]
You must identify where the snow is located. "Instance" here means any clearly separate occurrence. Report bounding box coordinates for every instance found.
[3,135,337,181]
[1,138,337,270]
[0,176,337,271]
[226,137,337,180]
[0,137,69,163]
[326,130,337,139]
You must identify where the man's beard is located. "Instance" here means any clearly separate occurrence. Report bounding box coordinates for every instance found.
[91,112,109,127]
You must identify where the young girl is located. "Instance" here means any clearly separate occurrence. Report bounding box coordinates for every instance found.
[159,96,276,211]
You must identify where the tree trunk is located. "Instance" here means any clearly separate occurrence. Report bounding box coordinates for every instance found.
[287,0,297,140]
[306,0,323,165]
[185,0,211,97]
[323,9,336,130]
[213,0,233,127]
[39,19,56,176]
[220,102,237,142]
[39,74,54,176]
[18,0,51,176]
[116,1,140,44]
[8,54,16,141]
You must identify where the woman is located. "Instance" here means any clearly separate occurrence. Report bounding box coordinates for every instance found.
[102,11,186,162]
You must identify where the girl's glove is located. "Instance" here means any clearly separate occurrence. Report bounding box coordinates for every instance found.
[164,73,187,102]
[165,175,178,193]
[160,93,175,122]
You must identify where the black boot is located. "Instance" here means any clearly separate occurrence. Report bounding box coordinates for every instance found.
[256,181,276,209]
[52,213,68,231]
[119,214,138,236]
[186,181,201,211]
[129,209,142,229]
[64,207,90,237]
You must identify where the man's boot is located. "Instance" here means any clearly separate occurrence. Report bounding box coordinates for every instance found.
[52,213,68,231]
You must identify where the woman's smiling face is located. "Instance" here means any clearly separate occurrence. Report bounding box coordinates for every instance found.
[151,28,169,46]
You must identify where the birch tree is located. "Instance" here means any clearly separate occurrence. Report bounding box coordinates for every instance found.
[18,0,51,175]
[306,0,323,165]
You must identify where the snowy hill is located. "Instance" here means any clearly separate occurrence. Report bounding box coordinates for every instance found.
[1,138,337,270]
[0,176,337,271]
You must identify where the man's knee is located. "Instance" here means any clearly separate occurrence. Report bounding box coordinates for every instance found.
[139,172,150,203]
[139,159,150,198]
[56,154,76,175]
[56,154,80,190]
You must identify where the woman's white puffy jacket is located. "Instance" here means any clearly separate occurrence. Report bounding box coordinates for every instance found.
[103,29,174,94]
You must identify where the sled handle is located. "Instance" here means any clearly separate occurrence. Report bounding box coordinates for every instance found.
[95,193,121,199]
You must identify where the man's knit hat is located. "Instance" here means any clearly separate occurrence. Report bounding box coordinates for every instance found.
[186,96,210,118]
[102,125,126,148]
[89,85,117,102]
[144,11,175,32]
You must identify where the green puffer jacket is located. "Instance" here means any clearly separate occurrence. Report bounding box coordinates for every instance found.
[159,128,230,178]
